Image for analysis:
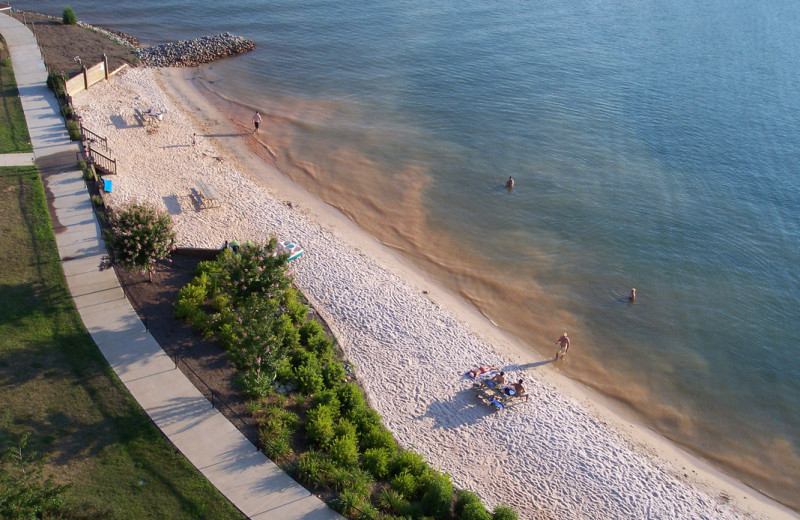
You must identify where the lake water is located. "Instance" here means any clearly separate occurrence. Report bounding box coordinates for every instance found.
[17,0,800,509]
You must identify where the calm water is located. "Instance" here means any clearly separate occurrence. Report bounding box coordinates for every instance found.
[18,0,800,508]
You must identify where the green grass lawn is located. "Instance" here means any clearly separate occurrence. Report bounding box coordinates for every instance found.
[0,166,245,519]
[0,36,33,153]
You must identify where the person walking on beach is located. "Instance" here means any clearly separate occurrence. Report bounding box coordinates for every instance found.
[253,111,262,133]
[554,332,570,360]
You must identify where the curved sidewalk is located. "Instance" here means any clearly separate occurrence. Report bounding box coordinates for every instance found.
[0,12,340,520]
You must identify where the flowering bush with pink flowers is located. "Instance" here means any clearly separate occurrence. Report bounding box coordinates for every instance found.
[103,201,176,280]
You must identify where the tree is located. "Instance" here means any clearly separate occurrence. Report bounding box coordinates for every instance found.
[103,201,176,281]
[62,7,77,25]
[0,435,70,518]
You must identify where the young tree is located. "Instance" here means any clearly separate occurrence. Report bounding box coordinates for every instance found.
[62,7,77,25]
[103,201,176,281]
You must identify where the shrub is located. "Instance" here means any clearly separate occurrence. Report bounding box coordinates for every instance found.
[210,292,231,312]
[362,447,392,479]
[272,314,300,350]
[91,194,104,207]
[420,472,454,520]
[284,295,309,324]
[492,504,518,520]
[459,502,492,520]
[305,404,336,449]
[337,383,367,415]
[391,449,427,477]
[296,450,331,488]
[328,466,372,495]
[295,361,324,395]
[329,420,359,466]
[311,389,341,416]
[454,490,483,517]
[332,488,367,517]
[103,201,176,280]
[376,489,409,515]
[46,72,65,98]
[61,103,73,119]
[306,333,334,358]
[389,470,419,499]
[266,405,301,432]
[66,120,80,140]
[177,282,207,307]
[299,320,324,345]
[83,168,94,182]
[275,359,294,383]
[322,362,347,389]
[347,404,382,434]
[62,7,77,24]
[289,347,315,369]
[77,160,86,170]
[360,425,396,452]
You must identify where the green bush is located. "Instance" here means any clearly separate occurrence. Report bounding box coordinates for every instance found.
[305,404,336,449]
[420,472,454,520]
[459,502,492,520]
[275,359,294,383]
[329,421,360,466]
[492,504,518,520]
[177,282,207,306]
[362,447,392,479]
[328,466,373,495]
[296,450,331,488]
[391,449,428,477]
[376,489,409,515]
[66,120,80,140]
[289,347,315,369]
[266,405,301,432]
[285,296,309,324]
[389,470,419,499]
[77,160,86,170]
[322,361,347,389]
[454,490,484,517]
[332,488,367,517]
[307,334,334,359]
[311,389,341,416]
[62,7,77,24]
[299,320,324,344]
[46,72,65,98]
[61,103,74,119]
[337,383,367,415]
[295,362,324,395]
[360,425,396,452]
[83,168,94,182]
[272,314,300,350]
[91,195,103,207]
[347,404,382,434]
[210,292,231,312]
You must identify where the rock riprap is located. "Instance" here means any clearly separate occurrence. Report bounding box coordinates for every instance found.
[135,33,255,67]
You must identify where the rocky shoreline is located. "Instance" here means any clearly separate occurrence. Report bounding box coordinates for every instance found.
[135,33,255,67]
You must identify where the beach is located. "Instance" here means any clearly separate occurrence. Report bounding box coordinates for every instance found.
[71,66,797,520]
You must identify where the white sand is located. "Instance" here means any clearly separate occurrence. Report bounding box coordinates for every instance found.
[72,67,797,520]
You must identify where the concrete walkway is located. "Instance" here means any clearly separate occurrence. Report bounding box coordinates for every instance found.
[1,12,341,520]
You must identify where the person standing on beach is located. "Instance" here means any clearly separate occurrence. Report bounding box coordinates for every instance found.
[253,111,262,133]
[554,332,569,360]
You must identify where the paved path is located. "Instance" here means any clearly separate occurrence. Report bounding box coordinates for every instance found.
[0,12,341,520]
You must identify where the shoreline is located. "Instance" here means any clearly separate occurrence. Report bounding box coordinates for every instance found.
[72,65,798,520]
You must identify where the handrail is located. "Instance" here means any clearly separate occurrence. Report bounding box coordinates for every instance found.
[80,123,108,151]
[87,143,117,175]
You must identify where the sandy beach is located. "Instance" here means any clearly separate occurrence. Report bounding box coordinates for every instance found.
[71,67,797,520]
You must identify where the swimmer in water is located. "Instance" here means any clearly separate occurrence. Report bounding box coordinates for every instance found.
[629,288,636,302]
[505,176,515,189]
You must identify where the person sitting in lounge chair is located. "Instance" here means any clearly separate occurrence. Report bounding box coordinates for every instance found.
[502,378,529,402]
[483,371,506,389]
